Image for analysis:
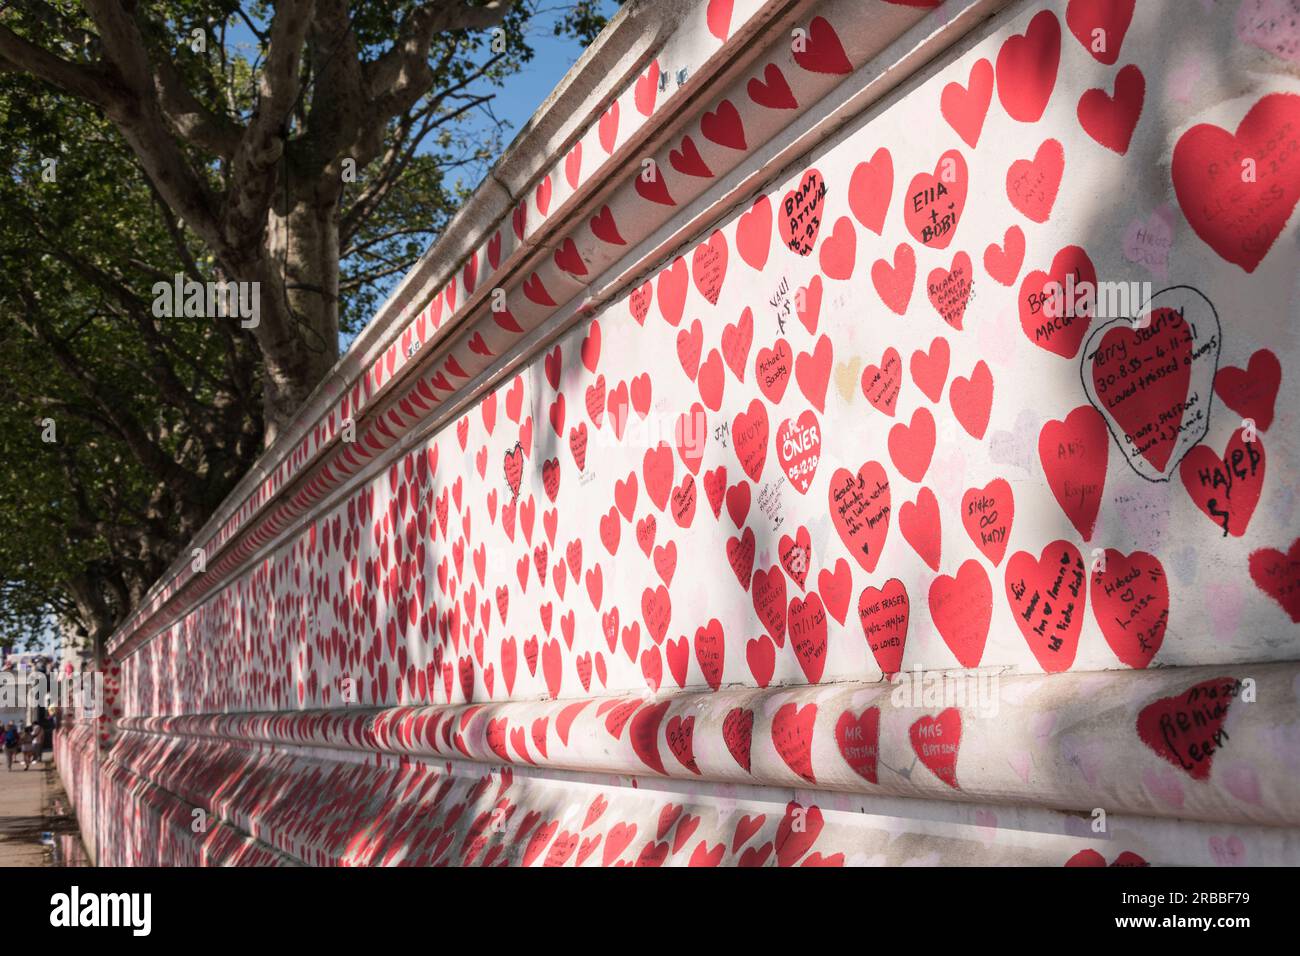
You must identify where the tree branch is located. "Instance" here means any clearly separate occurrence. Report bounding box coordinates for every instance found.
[363,1,516,136]
[0,19,114,104]
[221,0,316,252]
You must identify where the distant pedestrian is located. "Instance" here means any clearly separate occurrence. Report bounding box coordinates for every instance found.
[19,725,34,770]
[2,722,17,771]
[32,723,45,761]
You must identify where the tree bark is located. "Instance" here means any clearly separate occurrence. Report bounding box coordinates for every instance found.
[257,173,343,444]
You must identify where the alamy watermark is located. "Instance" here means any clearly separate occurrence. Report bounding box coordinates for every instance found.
[1033,274,1156,327]
[152,273,260,328]
[890,664,1001,718]
[0,670,103,718]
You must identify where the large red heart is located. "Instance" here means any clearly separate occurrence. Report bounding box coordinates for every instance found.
[777,168,826,256]
[792,15,851,75]
[910,336,949,403]
[941,57,993,148]
[776,410,822,495]
[910,708,961,790]
[818,558,853,625]
[598,101,619,153]
[771,702,817,783]
[697,349,725,411]
[694,619,725,690]
[949,361,993,440]
[1005,540,1086,673]
[755,339,793,404]
[984,225,1025,286]
[897,482,943,578]
[746,636,775,687]
[788,592,828,683]
[1172,92,1300,273]
[1214,349,1280,431]
[726,526,755,588]
[1249,538,1300,623]
[861,346,902,416]
[657,257,689,327]
[872,242,916,314]
[779,526,812,590]
[677,319,703,379]
[1066,0,1134,65]
[736,196,772,271]
[642,442,674,512]
[928,560,991,668]
[628,700,670,774]
[903,150,967,249]
[794,334,832,412]
[504,444,525,497]
[692,230,728,305]
[723,706,753,772]
[818,216,856,281]
[960,478,1013,566]
[1018,244,1096,359]
[857,578,908,677]
[1136,677,1240,781]
[1178,427,1265,538]
[1090,549,1168,668]
[888,407,935,483]
[835,708,881,784]
[1038,404,1107,540]
[1077,64,1145,155]
[847,147,893,234]
[752,564,787,644]
[748,62,797,111]
[1006,138,1064,224]
[995,9,1060,122]
[828,461,891,573]
[732,399,770,482]
[926,251,973,330]
[1087,308,1194,475]
[706,0,733,40]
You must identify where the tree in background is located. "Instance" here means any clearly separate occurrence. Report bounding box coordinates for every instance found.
[0,0,614,650]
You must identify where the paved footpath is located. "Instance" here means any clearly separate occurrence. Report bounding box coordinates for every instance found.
[0,754,84,866]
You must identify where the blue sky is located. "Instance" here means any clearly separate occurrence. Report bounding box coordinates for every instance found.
[223,3,614,163]
[491,4,618,142]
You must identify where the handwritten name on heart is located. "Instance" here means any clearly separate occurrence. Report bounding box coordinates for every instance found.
[1137,677,1242,780]
[857,578,908,677]
[835,708,880,784]
[1082,287,1221,481]
[1039,405,1108,541]
[829,462,891,573]
[903,149,968,250]
[1091,549,1169,669]
[910,708,962,790]
[1018,244,1096,359]
[1179,427,1265,538]
[961,479,1013,566]
[778,168,826,256]
[1005,541,1086,673]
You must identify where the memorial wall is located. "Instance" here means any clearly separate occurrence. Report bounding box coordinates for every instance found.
[58,0,1300,866]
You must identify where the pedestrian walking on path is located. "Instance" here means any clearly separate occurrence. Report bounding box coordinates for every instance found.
[3,723,17,771]
[19,726,34,770]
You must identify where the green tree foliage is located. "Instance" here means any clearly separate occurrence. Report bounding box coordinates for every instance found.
[0,1,614,649]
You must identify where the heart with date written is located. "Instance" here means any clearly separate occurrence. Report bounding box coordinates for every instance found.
[1081,286,1221,481]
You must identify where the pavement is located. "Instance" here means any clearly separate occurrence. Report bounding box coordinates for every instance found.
[0,753,85,866]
